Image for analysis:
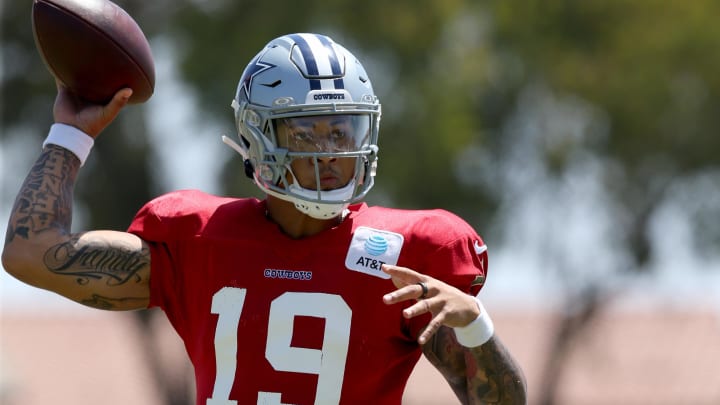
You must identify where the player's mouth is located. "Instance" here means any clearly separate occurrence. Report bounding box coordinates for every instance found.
[314,168,345,190]
[319,174,343,189]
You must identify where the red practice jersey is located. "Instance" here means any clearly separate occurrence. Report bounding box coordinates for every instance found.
[128,190,488,405]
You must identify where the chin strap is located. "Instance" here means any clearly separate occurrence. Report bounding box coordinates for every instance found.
[264,181,354,219]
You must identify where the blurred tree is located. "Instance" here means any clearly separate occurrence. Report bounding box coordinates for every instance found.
[484,2,720,403]
[490,0,720,264]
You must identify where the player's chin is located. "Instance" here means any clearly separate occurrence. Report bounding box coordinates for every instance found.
[298,177,346,191]
[323,177,354,190]
[320,182,341,191]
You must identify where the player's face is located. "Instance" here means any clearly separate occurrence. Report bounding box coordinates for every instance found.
[275,115,369,191]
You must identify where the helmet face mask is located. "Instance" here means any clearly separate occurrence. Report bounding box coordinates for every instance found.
[230,33,381,219]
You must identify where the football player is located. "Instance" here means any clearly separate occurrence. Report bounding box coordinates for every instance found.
[3,33,526,404]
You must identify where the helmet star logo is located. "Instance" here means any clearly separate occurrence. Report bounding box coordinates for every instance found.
[240,57,276,99]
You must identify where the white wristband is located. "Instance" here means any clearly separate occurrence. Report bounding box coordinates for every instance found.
[43,123,95,166]
[454,296,495,348]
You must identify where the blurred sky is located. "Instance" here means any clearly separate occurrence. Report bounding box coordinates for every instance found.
[2,39,720,317]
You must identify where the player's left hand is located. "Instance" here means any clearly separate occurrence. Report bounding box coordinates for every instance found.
[382,264,481,345]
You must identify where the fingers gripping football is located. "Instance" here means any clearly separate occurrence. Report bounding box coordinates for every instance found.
[54,82,132,137]
[381,264,481,345]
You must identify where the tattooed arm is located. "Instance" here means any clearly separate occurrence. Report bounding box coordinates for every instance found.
[423,329,527,404]
[1,85,149,311]
[382,264,527,404]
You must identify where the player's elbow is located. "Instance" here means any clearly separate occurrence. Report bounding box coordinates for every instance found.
[2,238,48,287]
[3,242,30,282]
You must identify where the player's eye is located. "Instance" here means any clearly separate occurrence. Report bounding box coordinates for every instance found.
[292,131,313,142]
[330,129,347,140]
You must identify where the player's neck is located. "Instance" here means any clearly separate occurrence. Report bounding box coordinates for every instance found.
[265,196,344,239]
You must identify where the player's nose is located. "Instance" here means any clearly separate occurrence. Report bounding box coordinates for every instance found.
[313,156,338,167]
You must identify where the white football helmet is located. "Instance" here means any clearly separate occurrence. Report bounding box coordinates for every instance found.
[225,33,381,219]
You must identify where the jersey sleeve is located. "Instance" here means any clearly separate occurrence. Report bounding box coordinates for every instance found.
[126,191,207,318]
[428,225,488,297]
[414,209,488,295]
[402,210,489,339]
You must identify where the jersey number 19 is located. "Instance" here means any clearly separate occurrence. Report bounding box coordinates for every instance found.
[208,287,352,405]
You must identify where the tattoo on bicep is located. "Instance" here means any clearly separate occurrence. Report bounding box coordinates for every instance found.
[43,236,149,286]
[6,146,79,243]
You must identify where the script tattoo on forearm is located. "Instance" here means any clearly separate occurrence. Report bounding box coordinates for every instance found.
[43,236,149,286]
[424,327,526,404]
[5,146,78,243]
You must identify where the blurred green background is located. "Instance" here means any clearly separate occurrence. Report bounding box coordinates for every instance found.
[2,1,720,404]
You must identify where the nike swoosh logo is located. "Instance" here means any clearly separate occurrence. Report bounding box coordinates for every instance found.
[474,240,487,255]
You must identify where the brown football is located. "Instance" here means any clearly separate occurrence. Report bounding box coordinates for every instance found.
[31,0,155,104]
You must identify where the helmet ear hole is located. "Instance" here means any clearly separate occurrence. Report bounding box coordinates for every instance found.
[243,159,254,179]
